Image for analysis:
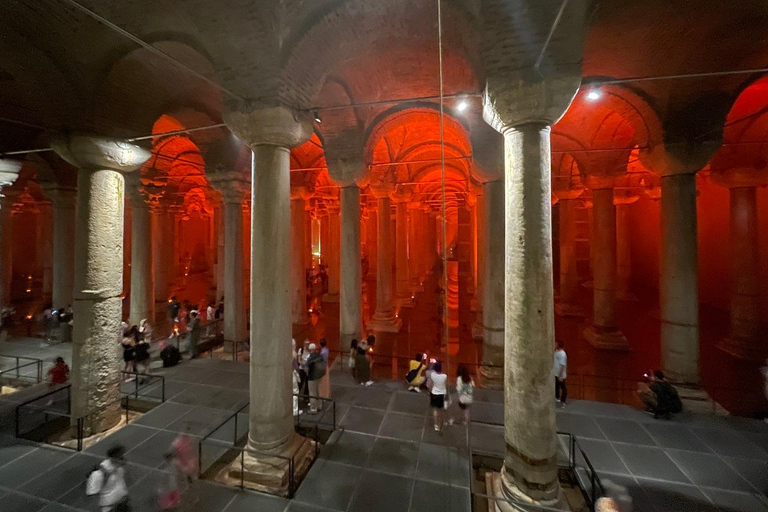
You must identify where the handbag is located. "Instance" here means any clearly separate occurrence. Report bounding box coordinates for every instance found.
[443,395,452,410]
[405,362,423,383]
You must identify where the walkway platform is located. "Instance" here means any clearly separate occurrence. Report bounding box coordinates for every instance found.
[0,346,765,511]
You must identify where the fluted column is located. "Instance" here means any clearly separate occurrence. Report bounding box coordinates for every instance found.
[367,188,401,332]
[127,177,154,325]
[480,180,504,384]
[584,186,628,350]
[52,136,149,434]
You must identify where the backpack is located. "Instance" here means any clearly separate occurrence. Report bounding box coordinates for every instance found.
[86,465,107,496]
[160,345,181,367]
[309,356,327,380]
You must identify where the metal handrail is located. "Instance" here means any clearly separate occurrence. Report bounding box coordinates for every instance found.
[0,355,44,383]
[120,371,166,403]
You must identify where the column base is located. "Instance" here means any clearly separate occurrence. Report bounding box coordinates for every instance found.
[471,321,484,340]
[554,302,584,318]
[395,295,415,308]
[486,470,568,512]
[672,384,729,416]
[366,312,402,333]
[219,434,315,496]
[717,336,767,362]
[480,343,504,389]
[322,293,340,303]
[583,326,629,351]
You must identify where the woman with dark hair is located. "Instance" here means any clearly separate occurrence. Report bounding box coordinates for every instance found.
[354,339,372,386]
[455,365,474,425]
[427,361,448,433]
[121,326,137,379]
[348,339,358,378]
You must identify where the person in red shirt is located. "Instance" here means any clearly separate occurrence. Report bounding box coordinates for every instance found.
[48,357,69,386]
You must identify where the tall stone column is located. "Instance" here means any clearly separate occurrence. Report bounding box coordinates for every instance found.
[216,179,248,344]
[615,194,639,301]
[152,205,171,307]
[290,190,310,324]
[37,202,53,301]
[394,191,413,308]
[41,186,77,309]
[408,204,423,293]
[714,176,765,360]
[481,180,504,384]
[0,196,14,308]
[127,176,154,325]
[660,173,700,383]
[52,136,149,433]
[224,106,314,485]
[584,186,628,350]
[472,193,486,339]
[554,194,584,317]
[367,189,401,332]
[324,205,341,300]
[339,185,362,342]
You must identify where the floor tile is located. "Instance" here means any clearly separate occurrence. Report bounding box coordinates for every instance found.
[595,417,657,446]
[124,429,182,468]
[637,478,719,512]
[0,492,48,512]
[347,469,413,512]
[0,448,72,489]
[422,416,467,449]
[469,423,504,457]
[724,456,768,495]
[320,430,376,467]
[575,439,631,476]
[352,388,393,411]
[390,392,428,416]
[18,452,101,501]
[700,487,768,512]
[132,401,194,429]
[166,405,231,436]
[469,402,503,425]
[339,407,386,435]
[613,444,691,483]
[0,441,37,469]
[666,449,753,492]
[596,472,656,512]
[85,424,157,457]
[415,442,470,488]
[365,437,419,476]
[222,489,288,512]
[640,422,712,453]
[556,412,606,440]
[294,460,361,511]
[178,480,237,512]
[690,427,768,460]
[378,412,425,442]
[410,479,471,512]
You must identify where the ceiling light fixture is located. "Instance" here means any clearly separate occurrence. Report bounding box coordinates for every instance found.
[586,89,601,102]
[456,100,468,112]
[313,111,322,123]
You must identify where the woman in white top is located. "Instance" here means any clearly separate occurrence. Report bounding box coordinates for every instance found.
[428,361,448,434]
[455,365,474,425]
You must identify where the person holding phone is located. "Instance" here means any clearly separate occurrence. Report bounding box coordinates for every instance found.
[406,353,427,392]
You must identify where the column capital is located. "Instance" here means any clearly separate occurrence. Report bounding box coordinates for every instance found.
[0,159,22,190]
[390,184,414,203]
[224,105,312,149]
[640,141,720,177]
[51,135,150,172]
[553,188,584,201]
[613,189,640,206]
[209,174,249,204]
[708,167,768,189]
[369,184,393,200]
[290,185,314,201]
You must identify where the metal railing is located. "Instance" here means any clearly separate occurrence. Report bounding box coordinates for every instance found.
[14,370,166,451]
[0,354,43,384]
[198,393,336,498]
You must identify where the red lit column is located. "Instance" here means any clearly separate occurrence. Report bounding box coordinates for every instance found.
[290,188,311,325]
[367,187,401,332]
[408,203,423,293]
[127,174,155,325]
[472,192,486,339]
[615,192,639,301]
[554,191,584,317]
[393,187,413,308]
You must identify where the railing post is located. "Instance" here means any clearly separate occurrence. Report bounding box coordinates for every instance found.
[234,413,238,445]
[240,449,245,489]
[15,405,20,438]
[198,441,203,479]
[134,375,139,400]
[161,377,166,403]
[16,357,19,379]
[333,400,337,430]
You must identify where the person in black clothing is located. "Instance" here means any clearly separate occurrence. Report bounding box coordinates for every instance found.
[168,296,181,323]
[638,370,682,419]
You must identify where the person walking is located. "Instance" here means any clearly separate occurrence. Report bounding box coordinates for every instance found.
[168,296,181,324]
[455,365,474,425]
[428,361,448,434]
[354,340,372,386]
[553,340,568,407]
[318,338,331,403]
[86,445,130,512]
[292,339,301,416]
[157,452,182,510]
[121,327,137,380]
[305,343,326,414]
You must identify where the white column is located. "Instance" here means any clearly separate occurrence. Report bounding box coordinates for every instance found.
[367,193,401,332]
[660,172,699,384]
[52,136,149,434]
[223,188,246,344]
[128,179,154,325]
[339,185,362,343]
[481,180,504,384]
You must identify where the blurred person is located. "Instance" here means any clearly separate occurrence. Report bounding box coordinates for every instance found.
[305,343,326,414]
[186,311,200,358]
[553,340,567,407]
[318,338,331,403]
[455,365,474,425]
[157,452,182,510]
[48,356,69,386]
[86,445,130,512]
[348,338,358,378]
[354,340,372,386]
[121,326,137,379]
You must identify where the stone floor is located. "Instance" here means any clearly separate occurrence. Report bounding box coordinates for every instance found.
[1,339,768,511]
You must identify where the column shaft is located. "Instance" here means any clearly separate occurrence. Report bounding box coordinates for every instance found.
[291,198,308,324]
[555,199,582,316]
[660,173,699,384]
[0,198,12,307]
[502,124,561,503]
[224,200,245,343]
[592,189,618,328]
[395,201,412,306]
[328,211,341,296]
[481,180,504,383]
[472,195,486,338]
[367,196,401,331]
[51,191,76,308]
[616,203,634,301]
[340,186,362,342]
[250,145,293,451]
[408,208,422,292]
[129,202,154,324]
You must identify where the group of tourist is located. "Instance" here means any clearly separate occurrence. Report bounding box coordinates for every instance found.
[86,430,198,511]
[39,304,73,343]
[120,319,153,380]
[348,334,376,386]
[293,337,331,415]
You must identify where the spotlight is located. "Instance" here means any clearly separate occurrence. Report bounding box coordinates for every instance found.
[456,100,468,112]
[586,89,601,102]
[313,111,322,123]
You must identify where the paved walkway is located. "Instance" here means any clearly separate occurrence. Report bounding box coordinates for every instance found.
[0,344,767,511]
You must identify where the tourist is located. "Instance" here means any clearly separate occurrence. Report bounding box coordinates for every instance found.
[86,445,130,512]
[292,339,301,416]
[406,353,426,392]
[121,326,136,379]
[134,332,151,379]
[58,305,73,343]
[638,370,682,419]
[354,340,372,386]
[553,340,567,407]
[318,338,331,403]
[215,298,223,320]
[47,356,69,386]
[455,364,474,425]
[205,302,215,336]
[306,343,326,414]
[186,311,200,358]
[168,296,181,323]
[428,361,448,434]
[348,338,358,377]
[138,318,153,343]
[43,305,55,341]
[157,452,182,510]
[171,430,197,485]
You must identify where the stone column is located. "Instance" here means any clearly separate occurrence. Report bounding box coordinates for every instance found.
[472,193,486,339]
[339,185,363,343]
[0,195,14,308]
[38,202,53,301]
[152,205,171,306]
[224,106,314,483]
[480,180,504,384]
[394,194,413,308]
[367,189,401,332]
[51,136,149,433]
[127,176,154,325]
[290,189,310,324]
[660,172,700,383]
[554,193,584,317]
[584,186,628,350]
[408,204,423,293]
[41,186,77,309]
[326,205,341,300]
[615,195,639,301]
[221,182,247,344]
[718,184,763,360]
